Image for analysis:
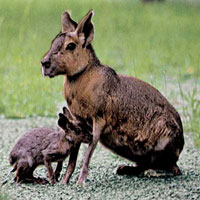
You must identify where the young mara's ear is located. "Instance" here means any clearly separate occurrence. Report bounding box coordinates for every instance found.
[58,113,77,131]
[63,107,73,121]
[61,11,77,33]
[58,113,68,130]
[76,9,94,48]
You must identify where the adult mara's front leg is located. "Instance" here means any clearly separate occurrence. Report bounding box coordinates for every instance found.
[77,117,105,185]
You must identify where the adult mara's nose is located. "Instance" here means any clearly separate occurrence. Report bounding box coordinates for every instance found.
[41,59,51,68]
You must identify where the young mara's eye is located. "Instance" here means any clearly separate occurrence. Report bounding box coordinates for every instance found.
[66,42,76,51]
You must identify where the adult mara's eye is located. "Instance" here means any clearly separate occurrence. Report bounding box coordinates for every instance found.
[66,42,76,51]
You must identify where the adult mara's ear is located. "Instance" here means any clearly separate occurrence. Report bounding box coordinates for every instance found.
[61,11,77,33]
[75,9,94,48]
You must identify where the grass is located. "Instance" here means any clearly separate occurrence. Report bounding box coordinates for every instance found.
[178,78,200,147]
[0,194,10,200]
[0,0,200,146]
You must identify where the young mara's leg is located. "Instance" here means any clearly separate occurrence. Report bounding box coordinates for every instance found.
[15,160,32,183]
[63,142,81,184]
[54,161,63,182]
[43,159,56,184]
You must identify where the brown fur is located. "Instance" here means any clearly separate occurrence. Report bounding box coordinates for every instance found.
[41,10,184,184]
[9,121,91,184]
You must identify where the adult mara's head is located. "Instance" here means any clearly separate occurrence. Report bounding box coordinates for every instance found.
[41,10,98,78]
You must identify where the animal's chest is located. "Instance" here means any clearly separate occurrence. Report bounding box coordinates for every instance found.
[64,85,92,120]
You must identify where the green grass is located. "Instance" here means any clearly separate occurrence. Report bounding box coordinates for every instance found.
[178,78,200,147]
[0,0,200,146]
[0,194,10,200]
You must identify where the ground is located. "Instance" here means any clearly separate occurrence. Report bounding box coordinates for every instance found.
[0,118,199,200]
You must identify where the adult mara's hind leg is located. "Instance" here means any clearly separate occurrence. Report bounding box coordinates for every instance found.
[167,163,182,175]
[150,149,182,176]
[116,164,147,176]
[117,162,181,177]
[153,117,184,176]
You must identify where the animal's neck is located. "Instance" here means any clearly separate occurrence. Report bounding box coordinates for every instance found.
[66,44,100,83]
[87,44,100,65]
[67,66,88,83]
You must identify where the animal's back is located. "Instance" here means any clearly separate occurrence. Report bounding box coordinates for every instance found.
[9,128,59,166]
[116,74,181,125]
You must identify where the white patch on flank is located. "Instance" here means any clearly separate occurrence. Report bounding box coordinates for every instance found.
[155,137,170,151]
